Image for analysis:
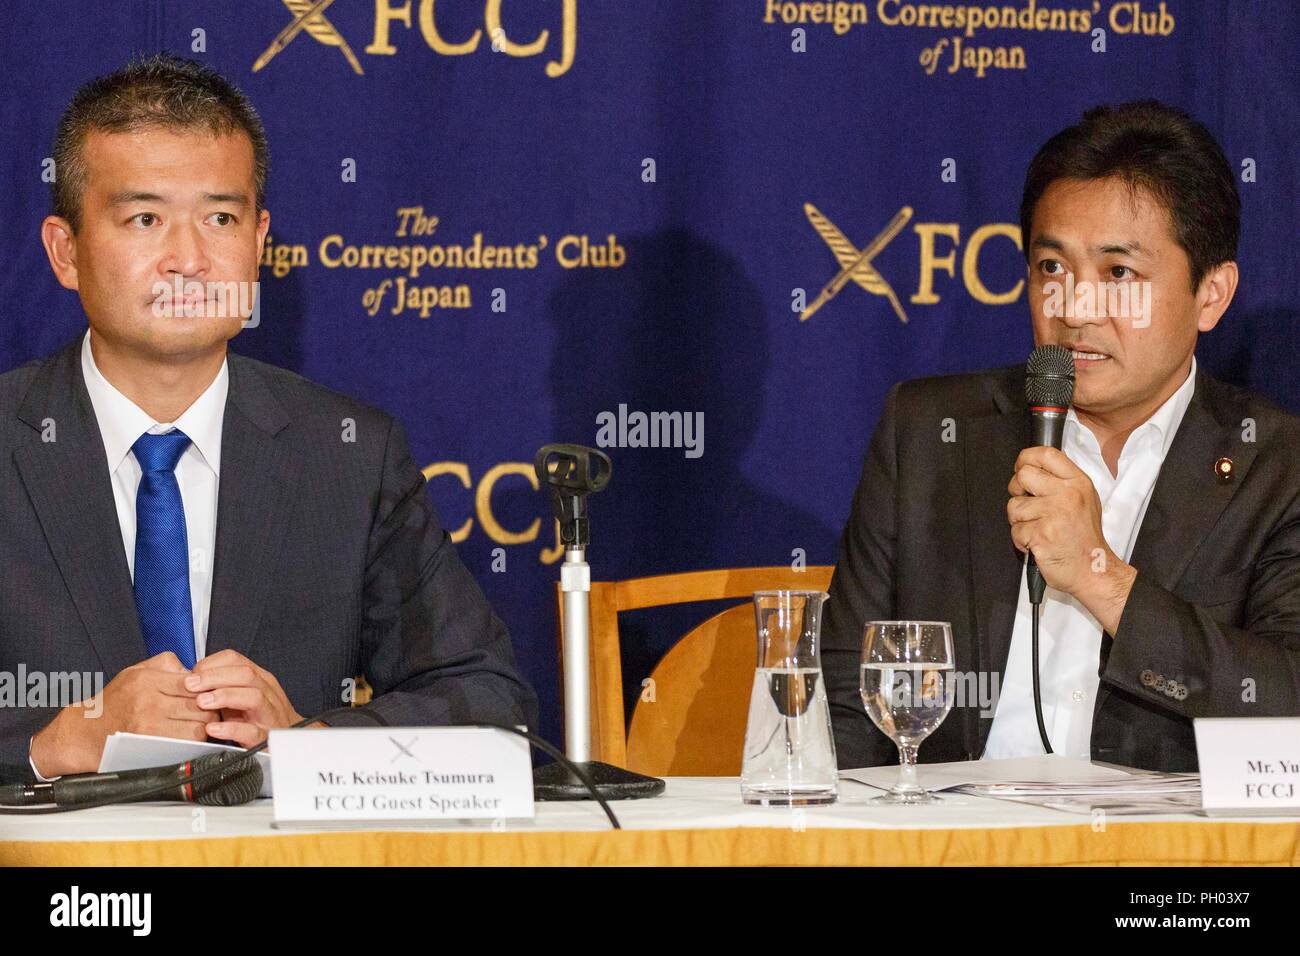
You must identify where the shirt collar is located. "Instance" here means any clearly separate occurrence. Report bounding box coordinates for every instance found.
[1065,354,1197,460]
[80,330,229,475]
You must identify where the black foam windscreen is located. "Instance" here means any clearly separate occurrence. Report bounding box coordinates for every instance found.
[190,751,264,806]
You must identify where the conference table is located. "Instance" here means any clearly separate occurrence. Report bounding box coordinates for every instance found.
[2,767,1297,866]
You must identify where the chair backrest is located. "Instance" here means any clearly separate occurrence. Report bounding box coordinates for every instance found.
[556,565,834,774]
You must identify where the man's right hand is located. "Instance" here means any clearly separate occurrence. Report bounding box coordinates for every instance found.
[29,652,210,777]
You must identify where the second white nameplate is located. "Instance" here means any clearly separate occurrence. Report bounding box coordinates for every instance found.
[1194,717,1300,816]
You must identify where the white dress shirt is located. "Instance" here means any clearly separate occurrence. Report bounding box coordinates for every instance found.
[29,333,227,779]
[981,356,1197,760]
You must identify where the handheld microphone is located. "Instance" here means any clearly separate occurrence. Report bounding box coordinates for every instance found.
[0,750,262,808]
[1023,344,1076,606]
[1021,343,1076,755]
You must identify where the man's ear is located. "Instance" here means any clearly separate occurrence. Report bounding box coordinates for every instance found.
[41,215,80,291]
[254,207,271,271]
[1195,260,1239,333]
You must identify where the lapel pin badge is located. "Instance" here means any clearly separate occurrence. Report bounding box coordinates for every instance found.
[1215,456,1234,482]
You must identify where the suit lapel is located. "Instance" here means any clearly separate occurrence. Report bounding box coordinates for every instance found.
[963,371,1029,689]
[204,352,300,662]
[1127,367,1258,592]
[13,337,145,676]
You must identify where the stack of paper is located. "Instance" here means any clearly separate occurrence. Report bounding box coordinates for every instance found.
[954,769,1201,815]
[841,757,1202,816]
[958,770,1200,796]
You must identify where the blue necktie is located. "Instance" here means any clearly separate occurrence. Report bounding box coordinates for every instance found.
[132,430,196,669]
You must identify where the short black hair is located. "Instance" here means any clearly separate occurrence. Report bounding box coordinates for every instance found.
[51,53,268,232]
[1019,101,1239,292]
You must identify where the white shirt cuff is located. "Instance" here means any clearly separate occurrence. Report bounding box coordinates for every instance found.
[28,735,60,782]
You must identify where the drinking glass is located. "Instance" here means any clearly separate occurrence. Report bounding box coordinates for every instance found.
[860,621,955,805]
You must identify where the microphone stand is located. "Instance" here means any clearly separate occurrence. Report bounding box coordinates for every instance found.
[531,444,665,801]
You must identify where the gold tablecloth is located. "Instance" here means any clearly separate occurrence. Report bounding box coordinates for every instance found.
[4,819,1299,866]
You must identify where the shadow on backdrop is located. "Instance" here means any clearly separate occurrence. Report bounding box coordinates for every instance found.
[545,227,836,727]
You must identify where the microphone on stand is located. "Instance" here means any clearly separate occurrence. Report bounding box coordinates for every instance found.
[531,443,665,802]
[1022,344,1076,754]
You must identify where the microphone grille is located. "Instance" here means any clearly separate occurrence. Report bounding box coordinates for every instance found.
[190,751,264,806]
[1025,344,1076,408]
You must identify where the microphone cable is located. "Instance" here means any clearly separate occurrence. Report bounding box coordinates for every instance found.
[1031,603,1053,755]
[1028,562,1054,755]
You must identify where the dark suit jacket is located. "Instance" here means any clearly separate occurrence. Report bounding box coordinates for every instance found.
[823,360,1300,772]
[0,336,538,782]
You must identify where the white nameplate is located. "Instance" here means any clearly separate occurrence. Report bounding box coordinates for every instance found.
[269,727,534,825]
[1194,718,1300,815]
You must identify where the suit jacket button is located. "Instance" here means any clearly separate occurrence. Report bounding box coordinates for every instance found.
[1154,676,1167,691]
[1175,685,1189,701]
[1140,669,1156,687]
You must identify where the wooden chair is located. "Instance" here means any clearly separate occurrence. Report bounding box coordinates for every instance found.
[555,565,834,776]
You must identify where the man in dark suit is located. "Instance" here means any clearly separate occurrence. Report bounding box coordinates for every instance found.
[823,101,1300,773]
[1,55,536,782]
